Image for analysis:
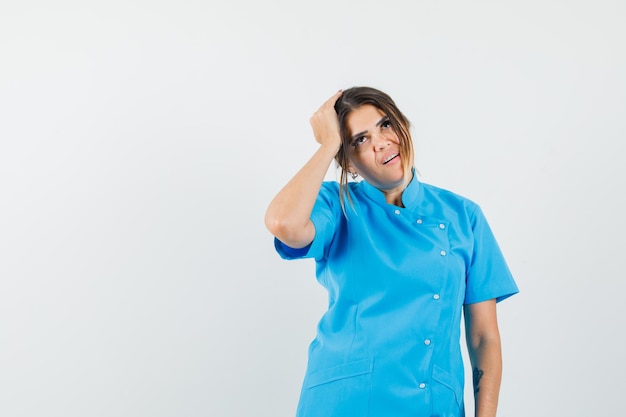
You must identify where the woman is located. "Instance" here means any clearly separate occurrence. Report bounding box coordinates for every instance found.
[265,87,518,417]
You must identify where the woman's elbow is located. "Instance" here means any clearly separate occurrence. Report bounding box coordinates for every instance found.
[264,212,286,238]
[264,212,313,248]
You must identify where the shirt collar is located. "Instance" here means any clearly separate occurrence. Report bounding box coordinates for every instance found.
[357,168,423,210]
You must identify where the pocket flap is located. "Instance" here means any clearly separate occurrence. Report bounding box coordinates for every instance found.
[432,365,463,409]
[305,358,374,389]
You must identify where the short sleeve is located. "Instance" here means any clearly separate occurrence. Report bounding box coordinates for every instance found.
[274,181,342,261]
[464,205,519,304]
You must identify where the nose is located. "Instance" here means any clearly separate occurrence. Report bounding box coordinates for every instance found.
[372,133,390,151]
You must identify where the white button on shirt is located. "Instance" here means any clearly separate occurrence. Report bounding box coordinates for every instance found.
[439,224,445,229]
[394,209,400,215]
[440,250,447,256]
[419,383,426,389]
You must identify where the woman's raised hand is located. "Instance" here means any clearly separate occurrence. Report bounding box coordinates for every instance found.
[309,90,343,152]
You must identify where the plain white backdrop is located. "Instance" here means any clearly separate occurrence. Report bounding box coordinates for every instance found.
[1,1,624,416]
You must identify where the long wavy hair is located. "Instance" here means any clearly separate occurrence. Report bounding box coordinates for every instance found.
[334,86,414,211]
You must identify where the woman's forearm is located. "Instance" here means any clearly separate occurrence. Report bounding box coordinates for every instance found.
[468,336,502,417]
[464,300,503,417]
[265,91,344,248]
[264,143,338,248]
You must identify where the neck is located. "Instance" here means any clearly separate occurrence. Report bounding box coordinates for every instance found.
[384,189,405,207]
[384,170,414,206]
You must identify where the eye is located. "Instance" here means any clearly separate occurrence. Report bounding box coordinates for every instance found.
[381,118,392,129]
[351,136,367,147]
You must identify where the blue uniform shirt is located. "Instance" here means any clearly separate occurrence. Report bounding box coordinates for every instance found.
[275,174,519,417]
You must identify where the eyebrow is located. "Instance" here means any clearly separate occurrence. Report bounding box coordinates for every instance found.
[350,116,389,142]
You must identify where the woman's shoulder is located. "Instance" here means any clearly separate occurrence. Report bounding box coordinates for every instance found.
[419,181,480,213]
[318,181,341,197]
[320,180,365,198]
[420,181,473,201]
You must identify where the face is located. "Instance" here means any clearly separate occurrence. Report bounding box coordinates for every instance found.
[345,104,405,193]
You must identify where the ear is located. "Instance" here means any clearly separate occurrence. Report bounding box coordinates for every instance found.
[347,161,357,176]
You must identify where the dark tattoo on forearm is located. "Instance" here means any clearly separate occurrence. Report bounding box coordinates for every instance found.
[473,367,484,395]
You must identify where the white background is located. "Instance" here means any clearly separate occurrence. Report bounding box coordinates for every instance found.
[1,1,625,416]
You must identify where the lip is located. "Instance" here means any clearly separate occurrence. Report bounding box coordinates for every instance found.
[381,153,400,165]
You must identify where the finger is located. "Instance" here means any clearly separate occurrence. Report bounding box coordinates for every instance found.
[317,90,343,111]
[325,89,343,106]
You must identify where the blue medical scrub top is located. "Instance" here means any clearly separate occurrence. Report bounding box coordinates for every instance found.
[275,174,519,417]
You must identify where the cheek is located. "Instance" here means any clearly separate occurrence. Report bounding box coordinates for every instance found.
[387,132,401,144]
[349,153,375,172]
[348,146,366,160]
[346,152,364,169]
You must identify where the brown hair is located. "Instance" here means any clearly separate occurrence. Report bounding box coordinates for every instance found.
[333,86,414,211]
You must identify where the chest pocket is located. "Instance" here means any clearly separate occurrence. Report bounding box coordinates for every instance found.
[412,215,450,249]
[387,214,451,276]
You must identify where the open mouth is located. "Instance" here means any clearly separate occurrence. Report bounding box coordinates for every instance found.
[383,153,399,164]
